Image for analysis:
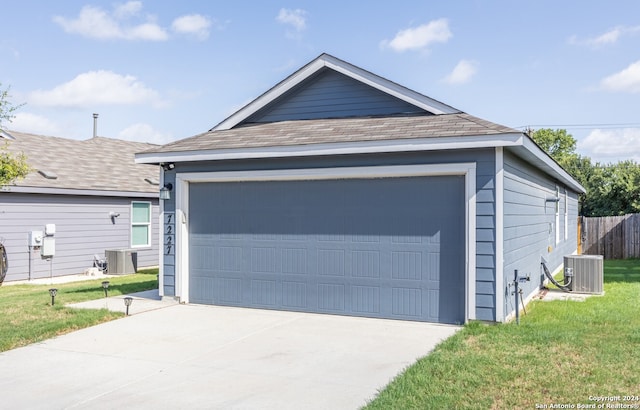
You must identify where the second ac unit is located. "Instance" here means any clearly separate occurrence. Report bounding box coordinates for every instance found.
[105,249,138,275]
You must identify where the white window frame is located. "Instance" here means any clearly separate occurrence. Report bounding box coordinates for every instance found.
[131,201,152,248]
[564,189,568,241]
[555,186,560,245]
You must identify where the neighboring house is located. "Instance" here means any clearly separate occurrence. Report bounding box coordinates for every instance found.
[136,53,585,324]
[0,130,160,282]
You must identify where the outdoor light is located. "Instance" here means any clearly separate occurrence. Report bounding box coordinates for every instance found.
[123,297,133,316]
[49,288,58,306]
[159,183,173,200]
[101,281,110,298]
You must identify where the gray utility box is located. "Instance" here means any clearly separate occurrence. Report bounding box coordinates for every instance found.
[105,249,138,275]
[564,255,604,294]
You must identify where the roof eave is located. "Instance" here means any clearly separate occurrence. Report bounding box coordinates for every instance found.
[516,137,586,194]
[135,132,585,194]
[1,185,159,198]
[135,133,525,164]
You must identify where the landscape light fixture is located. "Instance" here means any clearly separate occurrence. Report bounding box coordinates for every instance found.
[49,288,58,306]
[123,297,133,316]
[101,281,110,298]
[159,183,173,200]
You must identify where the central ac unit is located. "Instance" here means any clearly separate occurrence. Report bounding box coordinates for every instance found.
[105,249,138,275]
[564,255,603,294]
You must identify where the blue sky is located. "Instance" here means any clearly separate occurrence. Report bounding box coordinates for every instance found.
[2,1,640,163]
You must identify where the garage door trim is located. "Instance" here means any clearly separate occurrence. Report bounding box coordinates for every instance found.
[173,163,477,321]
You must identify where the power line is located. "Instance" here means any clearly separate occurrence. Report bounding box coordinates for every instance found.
[514,123,640,130]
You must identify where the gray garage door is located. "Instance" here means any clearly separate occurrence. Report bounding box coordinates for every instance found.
[189,176,465,324]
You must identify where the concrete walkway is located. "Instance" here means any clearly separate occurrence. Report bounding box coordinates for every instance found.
[0,301,460,410]
[67,289,179,315]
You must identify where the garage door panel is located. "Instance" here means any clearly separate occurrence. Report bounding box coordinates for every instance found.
[391,287,422,317]
[351,250,381,278]
[189,176,465,324]
[282,248,308,274]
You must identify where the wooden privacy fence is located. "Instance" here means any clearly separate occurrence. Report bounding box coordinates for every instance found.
[580,213,640,259]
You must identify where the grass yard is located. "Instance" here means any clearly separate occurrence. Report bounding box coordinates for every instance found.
[0,268,158,352]
[365,259,640,409]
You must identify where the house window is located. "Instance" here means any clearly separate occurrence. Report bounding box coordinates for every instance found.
[131,201,151,247]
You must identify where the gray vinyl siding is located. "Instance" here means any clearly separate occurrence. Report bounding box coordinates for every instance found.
[0,193,159,282]
[476,173,496,321]
[244,69,430,124]
[161,148,497,321]
[502,150,579,319]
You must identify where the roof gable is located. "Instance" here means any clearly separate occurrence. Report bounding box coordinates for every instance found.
[212,53,460,131]
[243,68,432,124]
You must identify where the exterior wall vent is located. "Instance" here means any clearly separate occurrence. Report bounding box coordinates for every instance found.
[38,169,58,179]
[0,130,15,140]
[564,255,603,294]
[105,249,138,274]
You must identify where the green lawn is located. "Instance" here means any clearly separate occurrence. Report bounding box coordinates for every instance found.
[0,268,158,352]
[364,259,640,409]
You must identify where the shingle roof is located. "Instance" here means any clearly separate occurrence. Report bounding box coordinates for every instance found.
[2,131,159,194]
[143,113,520,155]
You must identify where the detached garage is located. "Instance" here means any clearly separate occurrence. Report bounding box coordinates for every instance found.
[136,54,584,324]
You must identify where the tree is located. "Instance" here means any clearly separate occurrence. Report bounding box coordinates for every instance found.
[530,128,591,209]
[581,160,640,216]
[529,128,578,168]
[0,83,30,187]
[529,128,640,217]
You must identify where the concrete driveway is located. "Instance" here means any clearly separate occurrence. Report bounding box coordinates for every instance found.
[0,303,459,409]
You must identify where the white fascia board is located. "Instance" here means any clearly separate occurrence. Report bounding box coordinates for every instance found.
[322,55,458,115]
[0,185,159,198]
[135,133,524,164]
[213,59,326,131]
[521,137,586,194]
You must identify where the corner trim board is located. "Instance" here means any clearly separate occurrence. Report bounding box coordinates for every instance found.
[495,147,504,321]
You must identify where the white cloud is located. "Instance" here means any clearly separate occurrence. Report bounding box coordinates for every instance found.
[28,71,164,108]
[53,1,168,41]
[172,14,211,40]
[443,60,478,85]
[569,25,640,48]
[118,122,174,144]
[600,61,640,93]
[114,1,143,19]
[589,28,622,46]
[8,112,63,136]
[580,128,640,163]
[276,8,307,32]
[381,19,451,52]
